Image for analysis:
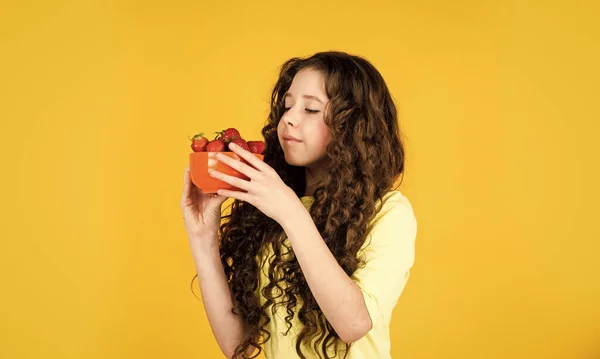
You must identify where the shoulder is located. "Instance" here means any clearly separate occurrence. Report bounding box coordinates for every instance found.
[360,190,417,252]
[372,190,416,227]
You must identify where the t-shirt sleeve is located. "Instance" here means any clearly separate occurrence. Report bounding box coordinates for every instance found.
[350,194,417,327]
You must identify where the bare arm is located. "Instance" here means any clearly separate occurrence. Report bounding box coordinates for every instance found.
[192,236,257,358]
[279,207,372,344]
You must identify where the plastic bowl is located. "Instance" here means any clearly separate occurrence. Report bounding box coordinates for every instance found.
[189,152,265,194]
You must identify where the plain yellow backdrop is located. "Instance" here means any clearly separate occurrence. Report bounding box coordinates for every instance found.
[1,0,598,358]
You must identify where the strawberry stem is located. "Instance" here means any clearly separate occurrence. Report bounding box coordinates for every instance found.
[189,132,205,141]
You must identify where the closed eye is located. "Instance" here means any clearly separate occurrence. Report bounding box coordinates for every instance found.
[284,108,319,114]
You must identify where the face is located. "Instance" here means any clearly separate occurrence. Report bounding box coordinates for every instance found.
[277,68,332,169]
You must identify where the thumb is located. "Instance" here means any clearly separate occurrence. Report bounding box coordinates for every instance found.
[207,194,228,217]
[215,194,229,205]
[208,193,229,207]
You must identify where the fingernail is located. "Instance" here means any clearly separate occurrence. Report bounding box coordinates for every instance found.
[230,143,237,148]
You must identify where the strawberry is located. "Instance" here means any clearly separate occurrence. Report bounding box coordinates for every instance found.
[189,132,208,152]
[228,138,250,152]
[247,141,264,154]
[214,128,242,144]
[205,139,225,152]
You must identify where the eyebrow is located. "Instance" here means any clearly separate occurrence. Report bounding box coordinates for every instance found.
[284,92,324,104]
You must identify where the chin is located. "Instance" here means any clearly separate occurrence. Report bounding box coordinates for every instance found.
[283,155,301,166]
[283,153,309,167]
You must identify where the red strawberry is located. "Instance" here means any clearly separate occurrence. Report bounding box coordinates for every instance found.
[228,138,250,152]
[205,139,225,152]
[214,128,241,144]
[247,141,264,154]
[189,132,208,152]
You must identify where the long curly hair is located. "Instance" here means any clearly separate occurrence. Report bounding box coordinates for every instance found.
[191,51,407,358]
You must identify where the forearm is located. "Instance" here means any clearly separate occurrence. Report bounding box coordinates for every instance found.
[280,208,372,343]
[192,238,256,358]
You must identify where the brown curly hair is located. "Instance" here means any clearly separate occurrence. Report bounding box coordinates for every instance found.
[191,51,407,358]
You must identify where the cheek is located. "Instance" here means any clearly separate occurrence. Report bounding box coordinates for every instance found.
[317,123,331,147]
[307,122,331,153]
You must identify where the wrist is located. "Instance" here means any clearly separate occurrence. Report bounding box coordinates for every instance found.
[191,242,222,271]
[279,201,307,232]
[189,234,219,257]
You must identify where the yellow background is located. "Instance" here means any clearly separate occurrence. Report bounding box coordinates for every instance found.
[1,0,598,358]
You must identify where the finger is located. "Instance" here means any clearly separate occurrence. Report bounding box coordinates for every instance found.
[216,153,261,180]
[216,189,248,203]
[209,170,250,192]
[229,143,269,172]
[181,167,191,202]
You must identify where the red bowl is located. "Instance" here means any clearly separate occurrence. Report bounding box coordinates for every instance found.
[189,152,265,194]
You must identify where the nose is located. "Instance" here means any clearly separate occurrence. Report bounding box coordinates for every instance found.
[281,109,297,127]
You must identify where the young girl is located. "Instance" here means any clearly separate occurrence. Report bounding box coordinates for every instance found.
[180,51,417,359]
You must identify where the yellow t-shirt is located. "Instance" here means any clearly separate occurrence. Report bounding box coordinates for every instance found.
[256,190,417,359]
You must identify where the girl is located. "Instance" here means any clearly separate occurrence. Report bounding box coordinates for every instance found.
[180,51,417,359]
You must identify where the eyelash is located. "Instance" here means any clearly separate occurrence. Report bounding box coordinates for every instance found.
[284,108,319,114]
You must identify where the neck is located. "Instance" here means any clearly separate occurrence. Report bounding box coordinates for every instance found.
[304,164,326,197]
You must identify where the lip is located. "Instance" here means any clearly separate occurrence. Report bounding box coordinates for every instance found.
[283,134,302,142]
